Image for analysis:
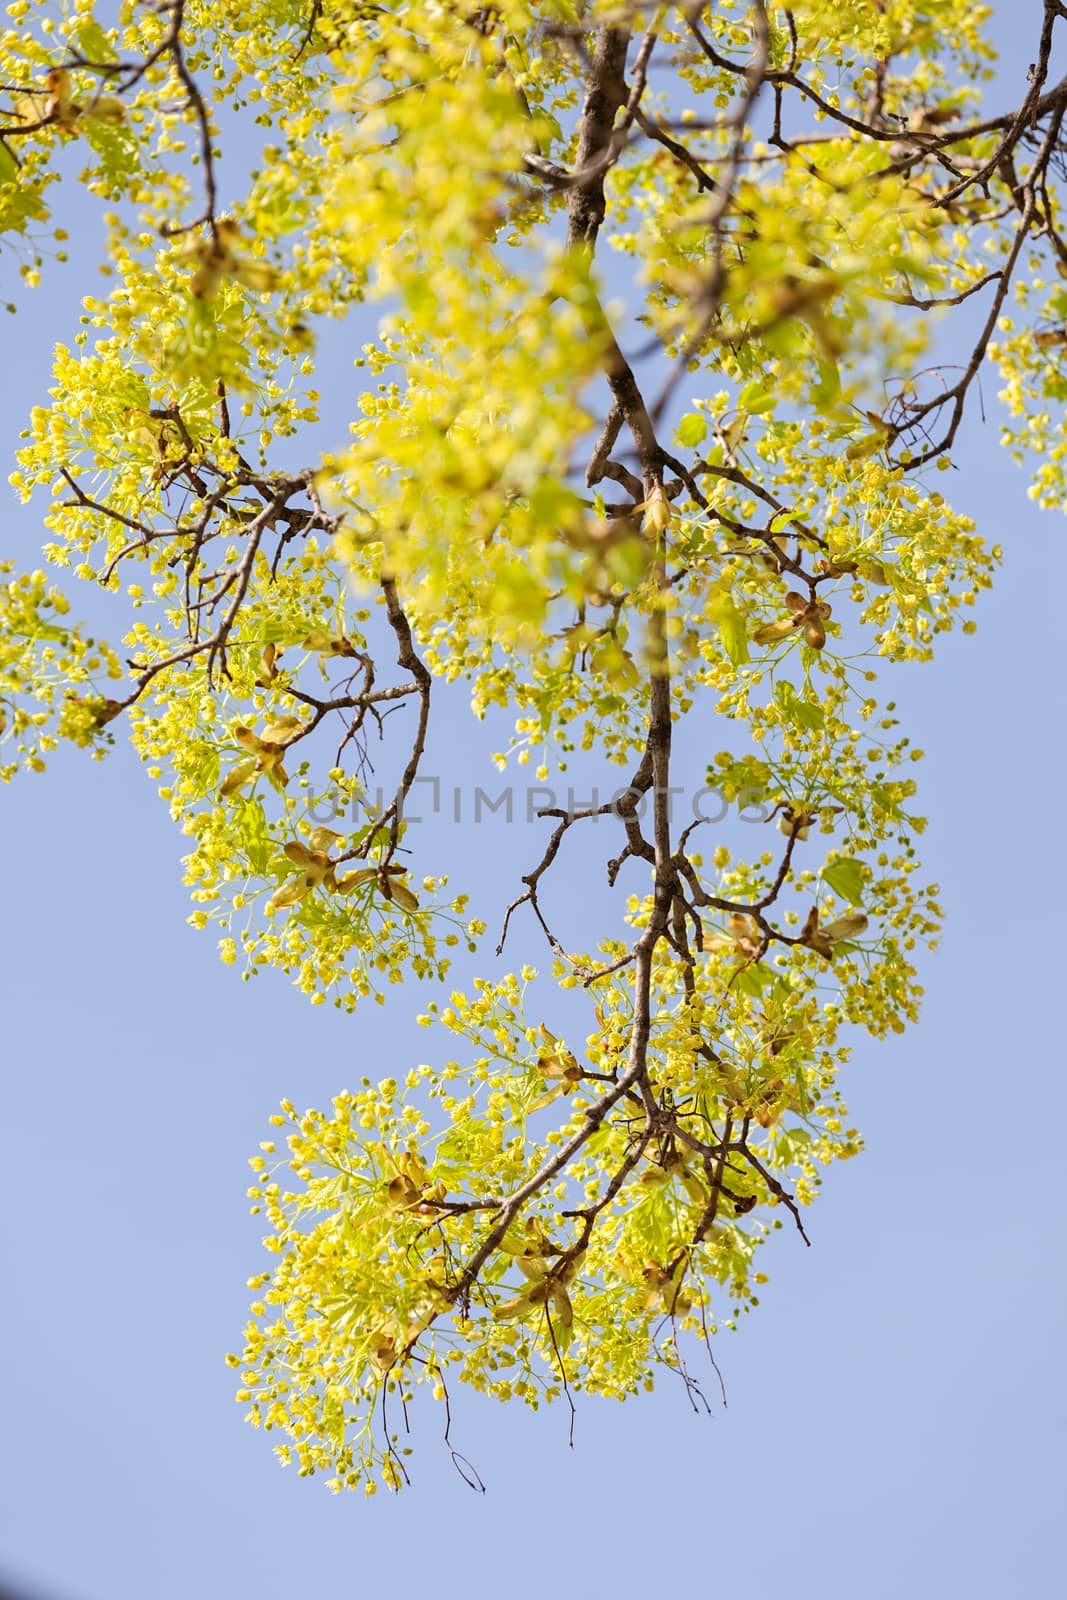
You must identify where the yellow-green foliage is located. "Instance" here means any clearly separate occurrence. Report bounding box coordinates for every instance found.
[0,0,1058,1494]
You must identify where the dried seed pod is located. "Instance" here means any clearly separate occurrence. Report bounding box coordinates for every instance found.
[753,615,797,645]
[802,612,826,649]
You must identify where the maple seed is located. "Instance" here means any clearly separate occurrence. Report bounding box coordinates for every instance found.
[255,643,281,686]
[801,906,870,959]
[183,218,280,300]
[803,613,826,649]
[778,807,816,841]
[753,616,798,645]
[15,71,124,136]
[641,483,672,538]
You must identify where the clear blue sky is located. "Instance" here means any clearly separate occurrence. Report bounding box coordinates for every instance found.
[2,8,1064,1598]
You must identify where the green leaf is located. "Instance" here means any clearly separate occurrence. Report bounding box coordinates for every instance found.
[775,680,824,730]
[733,963,771,998]
[73,19,117,62]
[190,741,221,797]
[737,378,777,415]
[845,426,888,461]
[677,412,707,448]
[821,857,865,906]
[812,351,841,408]
[793,699,824,730]
[708,594,750,666]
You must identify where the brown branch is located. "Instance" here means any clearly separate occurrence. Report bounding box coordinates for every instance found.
[566,24,630,250]
[369,577,432,862]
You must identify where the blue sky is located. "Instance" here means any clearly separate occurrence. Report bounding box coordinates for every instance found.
[1,7,1064,1598]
